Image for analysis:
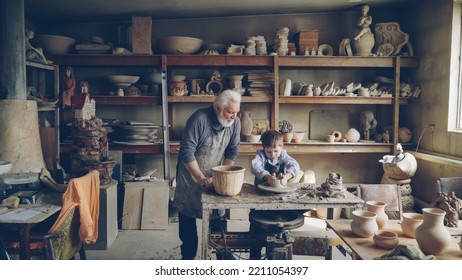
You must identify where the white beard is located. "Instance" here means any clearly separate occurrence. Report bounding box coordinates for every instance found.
[217,111,234,128]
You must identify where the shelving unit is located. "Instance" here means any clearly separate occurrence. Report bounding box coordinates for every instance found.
[51,54,419,182]
[26,60,60,165]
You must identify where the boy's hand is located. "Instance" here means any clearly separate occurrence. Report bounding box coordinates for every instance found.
[267,175,277,186]
[280,177,288,186]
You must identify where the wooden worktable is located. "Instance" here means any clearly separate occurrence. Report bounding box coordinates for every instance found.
[201,183,364,259]
[327,220,462,260]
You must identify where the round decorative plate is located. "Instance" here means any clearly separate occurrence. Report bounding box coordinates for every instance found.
[257,183,298,193]
[318,44,334,56]
[377,43,394,56]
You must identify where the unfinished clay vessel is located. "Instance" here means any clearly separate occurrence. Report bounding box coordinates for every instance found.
[415,208,451,255]
[351,210,378,237]
[366,201,388,229]
[401,212,424,238]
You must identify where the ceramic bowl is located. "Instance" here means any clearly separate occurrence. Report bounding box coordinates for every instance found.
[245,134,261,143]
[158,36,203,54]
[373,230,399,249]
[291,132,305,143]
[106,75,140,86]
[171,75,186,82]
[33,34,76,55]
[0,161,13,174]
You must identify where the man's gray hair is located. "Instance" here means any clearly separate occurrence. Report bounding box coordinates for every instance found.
[213,89,242,109]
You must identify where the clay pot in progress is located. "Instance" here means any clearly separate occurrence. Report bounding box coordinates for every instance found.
[351,210,378,238]
[401,212,424,238]
[415,208,451,255]
[366,201,388,229]
[212,165,245,196]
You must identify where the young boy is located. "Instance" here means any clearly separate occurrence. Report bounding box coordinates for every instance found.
[251,129,301,187]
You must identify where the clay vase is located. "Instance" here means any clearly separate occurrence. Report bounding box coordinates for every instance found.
[415,208,451,255]
[366,201,388,229]
[239,111,253,136]
[282,132,293,143]
[400,212,424,238]
[351,210,378,237]
[354,32,375,56]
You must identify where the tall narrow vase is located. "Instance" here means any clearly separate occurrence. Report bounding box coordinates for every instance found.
[239,111,253,136]
[415,208,451,255]
[366,201,388,229]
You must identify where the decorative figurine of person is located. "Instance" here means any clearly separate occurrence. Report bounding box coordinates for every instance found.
[360,110,377,140]
[354,4,373,41]
[25,29,48,64]
[61,67,76,108]
[383,130,390,144]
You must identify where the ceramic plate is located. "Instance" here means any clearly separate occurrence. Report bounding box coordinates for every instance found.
[257,183,298,193]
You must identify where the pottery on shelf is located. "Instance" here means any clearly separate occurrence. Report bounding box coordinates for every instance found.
[239,111,253,137]
[345,128,360,142]
[350,210,378,238]
[169,81,188,96]
[292,132,305,143]
[282,132,293,143]
[415,208,451,255]
[366,200,388,229]
[400,212,424,238]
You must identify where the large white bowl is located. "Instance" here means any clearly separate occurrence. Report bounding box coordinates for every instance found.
[158,36,203,54]
[33,34,76,55]
[0,161,13,174]
[106,75,140,86]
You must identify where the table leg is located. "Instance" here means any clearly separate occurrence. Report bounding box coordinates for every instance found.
[201,208,211,260]
[18,224,32,260]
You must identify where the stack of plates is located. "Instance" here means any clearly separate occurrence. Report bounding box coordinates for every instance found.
[111,122,160,145]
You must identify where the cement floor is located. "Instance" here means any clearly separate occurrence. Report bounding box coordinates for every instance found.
[84,217,351,260]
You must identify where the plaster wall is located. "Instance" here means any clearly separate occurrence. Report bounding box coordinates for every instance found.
[401,0,462,206]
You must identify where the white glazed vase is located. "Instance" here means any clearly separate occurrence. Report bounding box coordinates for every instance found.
[366,201,388,229]
[415,208,451,255]
[351,210,378,237]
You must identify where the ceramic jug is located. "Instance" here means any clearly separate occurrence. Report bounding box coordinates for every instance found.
[366,201,388,229]
[239,111,253,136]
[415,208,451,255]
[350,210,378,237]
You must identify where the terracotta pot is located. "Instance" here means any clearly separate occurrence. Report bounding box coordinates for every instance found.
[400,212,424,238]
[351,210,378,237]
[415,208,451,255]
[282,132,293,143]
[366,201,388,229]
[354,32,375,56]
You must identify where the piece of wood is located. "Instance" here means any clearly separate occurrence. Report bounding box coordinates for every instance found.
[39,127,57,170]
[131,16,152,54]
[140,184,169,230]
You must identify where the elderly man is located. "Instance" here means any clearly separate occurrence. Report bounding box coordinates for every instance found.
[172,89,242,260]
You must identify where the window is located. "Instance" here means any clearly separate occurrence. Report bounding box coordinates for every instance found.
[450,1,462,132]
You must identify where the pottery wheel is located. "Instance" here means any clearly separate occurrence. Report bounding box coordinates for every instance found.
[257,183,298,193]
[249,210,305,231]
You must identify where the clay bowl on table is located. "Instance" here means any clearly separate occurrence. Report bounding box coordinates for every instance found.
[373,230,399,249]
[33,34,76,55]
[158,36,203,54]
[0,161,13,174]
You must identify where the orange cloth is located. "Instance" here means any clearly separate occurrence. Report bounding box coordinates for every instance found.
[49,170,100,244]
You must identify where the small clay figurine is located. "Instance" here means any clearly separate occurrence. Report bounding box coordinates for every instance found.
[61,67,76,108]
[383,130,390,143]
[354,4,373,41]
[25,30,48,64]
[360,110,377,140]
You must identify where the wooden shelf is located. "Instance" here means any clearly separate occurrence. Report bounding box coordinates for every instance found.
[49,54,162,66]
[26,60,57,70]
[279,96,409,105]
[278,56,419,69]
[167,95,272,103]
[60,142,163,154]
[165,55,274,67]
[92,96,162,105]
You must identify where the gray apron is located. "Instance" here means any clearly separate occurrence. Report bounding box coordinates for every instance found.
[173,128,231,219]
